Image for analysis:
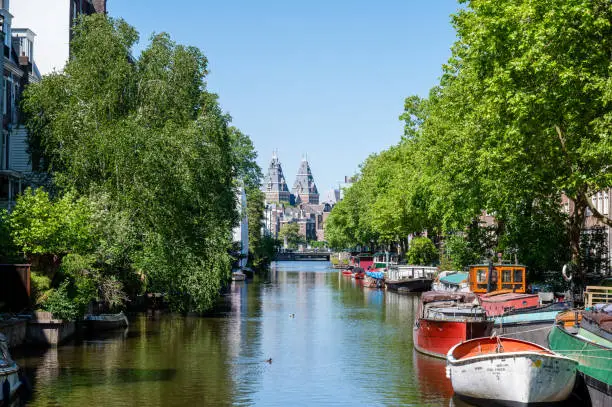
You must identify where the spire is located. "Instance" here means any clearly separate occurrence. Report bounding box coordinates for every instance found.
[262,151,290,203]
[291,156,319,204]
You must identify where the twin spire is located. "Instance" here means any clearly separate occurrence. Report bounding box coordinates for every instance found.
[263,152,319,205]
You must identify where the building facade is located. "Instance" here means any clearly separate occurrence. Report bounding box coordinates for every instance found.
[0,0,41,210]
[0,0,106,209]
[263,152,291,203]
[561,190,611,273]
[291,158,319,205]
[10,0,106,76]
[262,153,332,243]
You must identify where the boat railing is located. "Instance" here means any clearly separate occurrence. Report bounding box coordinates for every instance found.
[584,285,612,308]
[388,266,437,281]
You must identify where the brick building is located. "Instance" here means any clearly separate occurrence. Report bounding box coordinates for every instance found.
[262,153,332,242]
[263,151,291,203]
[291,157,319,205]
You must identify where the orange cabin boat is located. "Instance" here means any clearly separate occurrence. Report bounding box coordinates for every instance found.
[468,263,539,315]
[468,263,527,294]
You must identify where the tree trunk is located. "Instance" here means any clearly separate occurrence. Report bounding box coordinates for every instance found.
[567,192,588,303]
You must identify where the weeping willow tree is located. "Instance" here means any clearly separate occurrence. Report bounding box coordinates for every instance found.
[20,14,260,312]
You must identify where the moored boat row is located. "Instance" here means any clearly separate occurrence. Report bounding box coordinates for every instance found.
[335,254,611,405]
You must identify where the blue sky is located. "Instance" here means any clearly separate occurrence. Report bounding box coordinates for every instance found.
[108,0,460,193]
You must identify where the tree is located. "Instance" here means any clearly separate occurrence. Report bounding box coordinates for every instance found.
[21,14,259,312]
[406,237,438,266]
[278,223,303,249]
[444,0,612,277]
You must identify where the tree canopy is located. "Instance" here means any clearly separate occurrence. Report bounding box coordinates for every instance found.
[14,14,263,313]
[326,0,612,280]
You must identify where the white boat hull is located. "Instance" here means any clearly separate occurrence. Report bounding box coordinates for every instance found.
[447,351,577,404]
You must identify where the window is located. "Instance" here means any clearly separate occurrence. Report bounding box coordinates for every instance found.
[598,192,603,213]
[513,269,523,283]
[477,269,487,283]
[502,270,512,283]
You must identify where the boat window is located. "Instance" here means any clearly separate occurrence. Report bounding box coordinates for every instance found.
[513,269,523,282]
[477,269,487,283]
[502,270,512,283]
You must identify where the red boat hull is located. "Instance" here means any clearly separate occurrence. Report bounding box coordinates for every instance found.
[341,270,352,276]
[413,319,493,359]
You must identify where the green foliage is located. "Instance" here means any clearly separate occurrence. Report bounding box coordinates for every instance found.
[0,210,20,263]
[444,235,479,270]
[308,240,327,249]
[278,223,303,249]
[327,0,612,282]
[254,235,280,266]
[30,271,52,307]
[407,237,438,266]
[43,281,79,321]
[8,188,95,256]
[18,14,261,312]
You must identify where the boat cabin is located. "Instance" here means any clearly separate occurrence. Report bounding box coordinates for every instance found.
[350,253,374,270]
[372,252,398,270]
[419,291,487,321]
[468,263,527,294]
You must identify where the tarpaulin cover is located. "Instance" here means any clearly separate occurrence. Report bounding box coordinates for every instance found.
[366,271,385,280]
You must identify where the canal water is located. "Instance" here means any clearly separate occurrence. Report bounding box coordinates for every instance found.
[16,261,460,406]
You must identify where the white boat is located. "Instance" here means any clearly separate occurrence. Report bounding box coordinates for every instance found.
[0,334,22,405]
[231,270,246,281]
[446,336,577,405]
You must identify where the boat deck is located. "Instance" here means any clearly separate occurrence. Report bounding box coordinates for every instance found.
[452,337,553,360]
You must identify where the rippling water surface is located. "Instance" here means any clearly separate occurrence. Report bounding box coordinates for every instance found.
[16,261,456,406]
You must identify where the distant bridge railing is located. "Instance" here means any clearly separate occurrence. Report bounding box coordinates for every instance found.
[275,250,331,261]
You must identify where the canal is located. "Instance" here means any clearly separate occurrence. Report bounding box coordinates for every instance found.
[16,261,458,406]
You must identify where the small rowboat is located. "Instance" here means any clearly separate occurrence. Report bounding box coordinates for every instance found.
[84,312,129,332]
[446,337,577,405]
[341,269,353,276]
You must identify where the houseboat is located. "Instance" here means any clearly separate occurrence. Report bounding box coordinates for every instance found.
[548,287,612,407]
[468,262,540,314]
[492,301,571,346]
[447,337,577,405]
[432,271,469,292]
[413,291,492,358]
[352,253,374,270]
[469,262,567,345]
[371,252,398,271]
[385,265,436,292]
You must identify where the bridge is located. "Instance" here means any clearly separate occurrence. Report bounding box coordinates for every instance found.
[275,250,331,261]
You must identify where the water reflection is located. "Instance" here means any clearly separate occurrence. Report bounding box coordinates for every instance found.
[16,261,455,406]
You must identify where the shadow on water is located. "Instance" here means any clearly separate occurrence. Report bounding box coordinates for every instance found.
[24,367,177,387]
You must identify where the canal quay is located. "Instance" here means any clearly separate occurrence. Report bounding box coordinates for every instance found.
[12,261,583,407]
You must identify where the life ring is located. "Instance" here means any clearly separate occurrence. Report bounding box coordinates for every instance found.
[562,264,572,282]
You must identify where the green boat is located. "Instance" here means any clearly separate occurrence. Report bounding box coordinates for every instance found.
[548,314,612,407]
